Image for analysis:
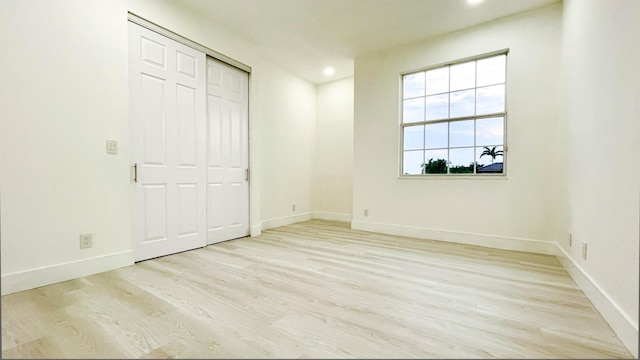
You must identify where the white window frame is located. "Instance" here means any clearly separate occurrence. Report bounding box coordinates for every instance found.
[399,49,509,178]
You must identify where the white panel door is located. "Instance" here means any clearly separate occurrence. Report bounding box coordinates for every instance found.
[206,57,250,244]
[129,22,207,261]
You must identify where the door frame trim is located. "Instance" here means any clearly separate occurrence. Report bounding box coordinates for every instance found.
[127,12,252,74]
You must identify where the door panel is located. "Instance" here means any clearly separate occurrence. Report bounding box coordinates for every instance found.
[130,22,207,261]
[140,75,166,165]
[208,95,224,167]
[206,58,250,244]
[143,184,167,243]
[140,36,165,68]
[177,183,198,236]
[176,84,197,166]
[176,51,197,78]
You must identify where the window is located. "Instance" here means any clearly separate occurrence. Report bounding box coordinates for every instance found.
[401,52,507,176]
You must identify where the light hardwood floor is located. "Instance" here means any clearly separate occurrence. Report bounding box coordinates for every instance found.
[2,220,633,359]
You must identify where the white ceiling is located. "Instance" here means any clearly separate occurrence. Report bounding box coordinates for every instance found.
[179,0,560,84]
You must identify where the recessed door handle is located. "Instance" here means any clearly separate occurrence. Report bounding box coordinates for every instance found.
[133,163,138,183]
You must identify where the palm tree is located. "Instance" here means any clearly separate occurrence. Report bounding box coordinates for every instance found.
[480,146,504,164]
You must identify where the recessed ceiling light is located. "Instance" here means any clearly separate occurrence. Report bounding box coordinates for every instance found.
[323,67,335,76]
[467,0,484,6]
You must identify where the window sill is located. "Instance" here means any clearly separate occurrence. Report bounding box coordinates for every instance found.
[398,174,508,180]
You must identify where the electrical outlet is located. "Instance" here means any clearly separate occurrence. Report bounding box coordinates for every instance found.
[292,204,296,212]
[568,233,572,247]
[364,209,369,217]
[80,233,93,249]
[581,242,588,260]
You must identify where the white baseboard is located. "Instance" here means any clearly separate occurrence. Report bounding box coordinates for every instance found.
[4,219,634,357]
[250,224,262,237]
[351,220,558,255]
[261,212,312,231]
[1,250,135,296]
[556,246,639,357]
[350,219,637,357]
[312,211,352,222]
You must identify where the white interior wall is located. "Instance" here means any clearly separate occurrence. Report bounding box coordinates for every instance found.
[560,0,639,354]
[1,0,141,293]
[258,59,317,229]
[313,78,354,221]
[0,0,315,294]
[352,4,565,252]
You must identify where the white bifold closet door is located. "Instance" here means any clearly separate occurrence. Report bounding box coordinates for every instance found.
[129,22,207,261]
[205,58,250,245]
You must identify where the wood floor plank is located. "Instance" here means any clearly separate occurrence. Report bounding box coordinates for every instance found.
[1,219,633,358]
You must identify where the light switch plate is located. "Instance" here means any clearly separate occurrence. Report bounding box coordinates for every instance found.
[106,140,118,154]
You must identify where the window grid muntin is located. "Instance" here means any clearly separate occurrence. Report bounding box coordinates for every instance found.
[400,51,507,176]
[401,117,505,175]
[403,50,507,83]
[405,82,502,101]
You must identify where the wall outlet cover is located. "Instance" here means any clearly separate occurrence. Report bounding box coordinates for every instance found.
[80,233,93,249]
[106,140,118,154]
